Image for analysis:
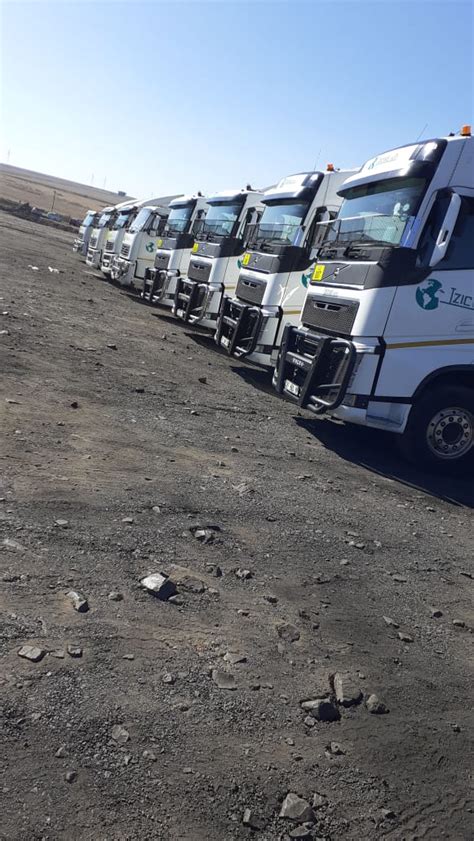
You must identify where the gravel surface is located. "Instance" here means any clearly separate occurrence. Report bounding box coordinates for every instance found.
[1,211,473,840]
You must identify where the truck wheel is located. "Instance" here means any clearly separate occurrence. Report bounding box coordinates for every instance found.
[398,385,474,474]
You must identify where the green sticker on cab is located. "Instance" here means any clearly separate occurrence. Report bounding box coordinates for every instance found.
[312,265,325,282]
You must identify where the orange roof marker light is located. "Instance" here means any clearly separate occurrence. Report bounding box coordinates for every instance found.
[326,163,335,171]
[460,125,471,136]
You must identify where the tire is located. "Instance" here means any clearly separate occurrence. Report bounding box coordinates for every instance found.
[398,385,474,475]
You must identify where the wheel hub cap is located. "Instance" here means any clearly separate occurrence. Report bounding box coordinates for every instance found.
[427,406,474,459]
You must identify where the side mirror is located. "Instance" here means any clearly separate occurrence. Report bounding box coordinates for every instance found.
[429,192,462,267]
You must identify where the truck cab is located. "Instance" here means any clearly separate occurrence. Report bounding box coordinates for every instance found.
[110,205,170,287]
[274,127,474,473]
[73,210,100,257]
[100,201,139,275]
[86,205,119,268]
[172,187,264,330]
[141,193,208,306]
[215,168,357,367]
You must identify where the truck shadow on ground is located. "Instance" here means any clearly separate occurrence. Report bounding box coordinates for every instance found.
[229,364,474,509]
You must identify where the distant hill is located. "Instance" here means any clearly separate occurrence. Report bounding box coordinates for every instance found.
[0,164,179,220]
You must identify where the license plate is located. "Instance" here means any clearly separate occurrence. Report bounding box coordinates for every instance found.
[284,379,300,397]
[221,336,230,348]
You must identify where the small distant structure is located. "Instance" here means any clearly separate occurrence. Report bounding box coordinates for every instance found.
[117,190,126,197]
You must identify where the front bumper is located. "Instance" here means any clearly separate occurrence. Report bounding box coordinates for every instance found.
[110,256,133,285]
[273,325,356,414]
[86,248,101,268]
[142,269,179,307]
[173,278,222,329]
[73,238,84,254]
[101,251,114,273]
[215,297,280,362]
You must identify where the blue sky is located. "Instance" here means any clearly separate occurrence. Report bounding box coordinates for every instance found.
[1,0,472,199]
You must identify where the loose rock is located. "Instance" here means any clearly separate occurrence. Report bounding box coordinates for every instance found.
[366,694,389,714]
[277,623,300,643]
[67,590,89,613]
[331,673,363,707]
[141,572,177,601]
[108,591,123,602]
[301,698,340,722]
[18,645,46,663]
[67,644,83,658]
[211,669,237,690]
[111,724,130,744]
[65,770,77,783]
[383,616,399,628]
[279,793,315,823]
[242,808,265,830]
[398,631,414,643]
[55,519,69,528]
[235,568,252,580]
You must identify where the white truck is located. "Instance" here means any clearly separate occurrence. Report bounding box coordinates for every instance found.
[85,203,123,268]
[172,187,264,330]
[215,168,357,367]
[110,204,170,287]
[100,201,139,276]
[73,210,100,256]
[273,126,474,473]
[141,193,208,306]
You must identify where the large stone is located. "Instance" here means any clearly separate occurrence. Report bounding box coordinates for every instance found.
[279,793,315,823]
[67,590,89,613]
[332,673,363,707]
[140,573,177,601]
[18,645,46,663]
[301,698,340,722]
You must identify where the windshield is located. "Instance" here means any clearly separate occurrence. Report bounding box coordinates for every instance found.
[165,204,194,234]
[200,201,242,237]
[255,200,309,244]
[129,208,152,233]
[114,210,134,230]
[82,212,96,227]
[98,212,113,228]
[324,176,428,246]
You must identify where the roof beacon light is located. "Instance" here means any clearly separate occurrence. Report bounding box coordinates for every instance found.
[326,163,335,172]
[460,124,471,136]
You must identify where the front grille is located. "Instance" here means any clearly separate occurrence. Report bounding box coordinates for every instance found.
[105,241,114,252]
[121,243,130,258]
[188,260,212,283]
[154,252,170,270]
[236,275,266,305]
[301,295,358,336]
[89,236,98,249]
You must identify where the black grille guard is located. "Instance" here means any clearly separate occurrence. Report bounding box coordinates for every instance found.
[274,325,357,415]
[173,277,213,323]
[141,268,169,304]
[215,297,264,358]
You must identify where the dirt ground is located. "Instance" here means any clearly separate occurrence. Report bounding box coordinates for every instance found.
[0,211,472,841]
[0,165,134,219]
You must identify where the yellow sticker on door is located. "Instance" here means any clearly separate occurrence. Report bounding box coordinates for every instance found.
[242,252,251,266]
[192,242,199,253]
[312,265,325,282]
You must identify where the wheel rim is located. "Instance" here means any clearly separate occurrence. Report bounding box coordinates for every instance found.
[426,406,474,460]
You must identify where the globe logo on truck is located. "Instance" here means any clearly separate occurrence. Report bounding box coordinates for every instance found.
[416,278,443,310]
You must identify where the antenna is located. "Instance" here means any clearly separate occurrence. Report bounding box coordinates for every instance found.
[415,123,428,141]
[312,147,321,170]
